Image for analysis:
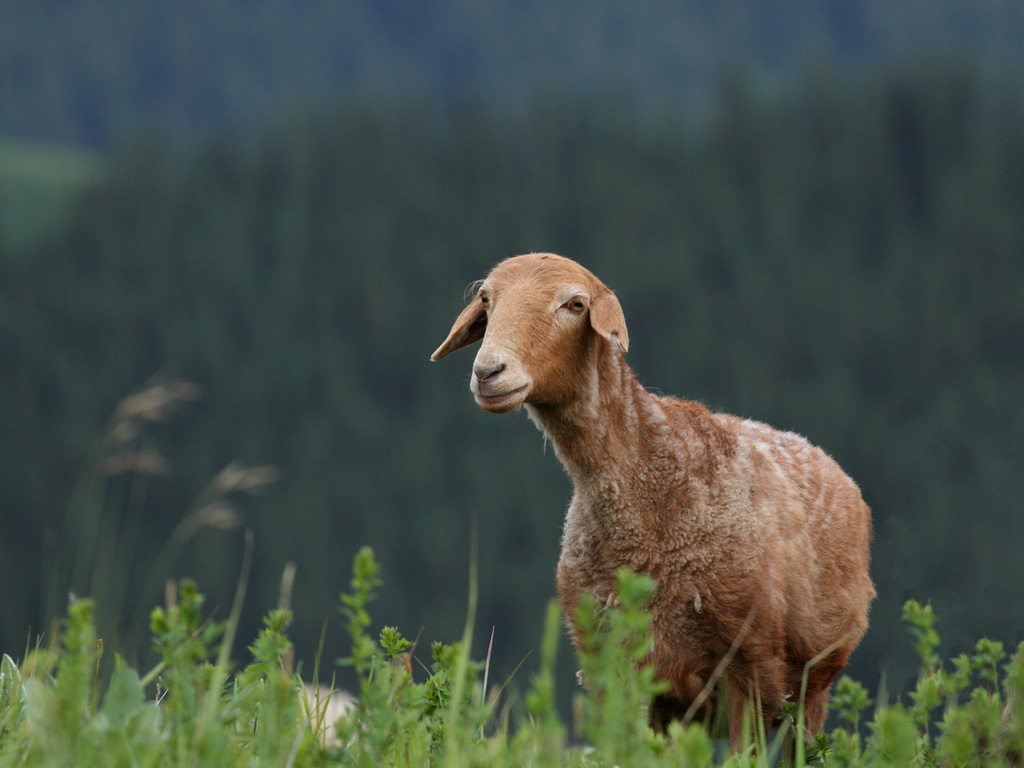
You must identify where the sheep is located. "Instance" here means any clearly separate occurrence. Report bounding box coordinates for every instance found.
[431,252,875,747]
[301,684,356,746]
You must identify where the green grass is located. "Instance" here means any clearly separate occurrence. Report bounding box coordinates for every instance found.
[0,137,103,187]
[0,136,103,250]
[0,543,1022,766]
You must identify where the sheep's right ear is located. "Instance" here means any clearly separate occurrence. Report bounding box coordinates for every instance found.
[431,295,488,361]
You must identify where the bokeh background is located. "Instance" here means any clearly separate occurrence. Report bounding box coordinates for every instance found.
[1,0,1022,712]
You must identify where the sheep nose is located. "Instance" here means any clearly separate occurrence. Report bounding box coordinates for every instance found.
[474,362,505,381]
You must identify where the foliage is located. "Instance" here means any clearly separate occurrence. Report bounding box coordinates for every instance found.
[1,552,1023,766]
[572,568,669,765]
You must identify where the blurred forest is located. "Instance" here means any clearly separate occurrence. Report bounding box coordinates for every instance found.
[1,57,1022,705]
[2,0,1024,146]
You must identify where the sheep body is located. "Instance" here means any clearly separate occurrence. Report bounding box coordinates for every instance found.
[432,253,874,744]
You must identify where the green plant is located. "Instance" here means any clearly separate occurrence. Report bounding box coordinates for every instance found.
[572,568,670,767]
[2,552,1024,766]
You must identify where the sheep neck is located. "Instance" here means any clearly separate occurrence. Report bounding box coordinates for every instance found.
[526,340,657,485]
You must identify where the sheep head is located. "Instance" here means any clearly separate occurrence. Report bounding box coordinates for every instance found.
[431,253,629,413]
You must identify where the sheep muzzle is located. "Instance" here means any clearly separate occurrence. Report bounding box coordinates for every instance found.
[470,348,531,412]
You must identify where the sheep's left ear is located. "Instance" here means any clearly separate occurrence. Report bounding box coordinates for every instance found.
[590,291,629,353]
[431,294,488,361]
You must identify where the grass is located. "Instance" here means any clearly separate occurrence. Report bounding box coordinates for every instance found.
[0,544,1022,766]
[3,383,1023,765]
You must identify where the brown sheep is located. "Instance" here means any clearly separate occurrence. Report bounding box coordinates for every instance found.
[431,253,874,747]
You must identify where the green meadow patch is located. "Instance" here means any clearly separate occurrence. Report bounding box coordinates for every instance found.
[0,136,103,250]
[0,546,1021,766]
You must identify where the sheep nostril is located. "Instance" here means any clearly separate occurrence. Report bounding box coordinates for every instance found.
[474,362,505,381]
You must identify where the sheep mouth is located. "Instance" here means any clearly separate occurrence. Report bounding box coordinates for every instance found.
[473,384,529,413]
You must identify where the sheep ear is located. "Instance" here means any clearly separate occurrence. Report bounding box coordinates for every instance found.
[590,291,629,353]
[431,295,488,361]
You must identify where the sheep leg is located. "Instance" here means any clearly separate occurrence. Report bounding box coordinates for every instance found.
[726,677,759,752]
[799,642,854,737]
[802,690,830,739]
[649,693,695,733]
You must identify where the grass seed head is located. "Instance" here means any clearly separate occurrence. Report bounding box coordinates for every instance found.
[111,379,201,426]
[210,461,280,495]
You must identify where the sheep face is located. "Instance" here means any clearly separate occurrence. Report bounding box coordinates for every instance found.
[432,253,629,413]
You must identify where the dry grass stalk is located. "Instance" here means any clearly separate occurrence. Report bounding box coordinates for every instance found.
[110,379,201,430]
[211,462,280,495]
[172,501,242,543]
[101,449,171,477]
